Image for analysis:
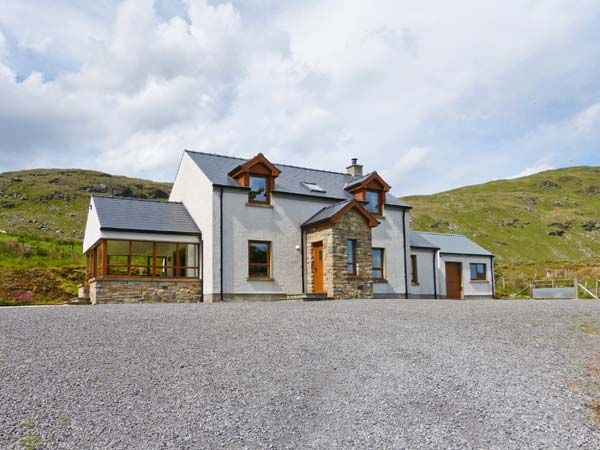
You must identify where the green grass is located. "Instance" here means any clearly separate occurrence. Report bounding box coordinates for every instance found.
[580,322,600,335]
[19,420,36,430]
[405,166,600,263]
[20,434,42,450]
[0,234,83,268]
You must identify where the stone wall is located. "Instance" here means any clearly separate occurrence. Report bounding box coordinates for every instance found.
[305,208,373,299]
[89,278,201,304]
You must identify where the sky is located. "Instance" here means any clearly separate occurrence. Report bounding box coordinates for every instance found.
[0,0,599,196]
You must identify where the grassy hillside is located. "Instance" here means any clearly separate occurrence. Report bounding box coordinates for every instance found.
[0,169,172,241]
[404,167,600,264]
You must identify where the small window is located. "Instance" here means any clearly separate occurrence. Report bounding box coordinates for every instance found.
[470,263,487,281]
[365,190,381,214]
[347,239,357,274]
[372,248,384,279]
[249,175,269,203]
[249,240,271,278]
[411,254,419,284]
[301,182,326,193]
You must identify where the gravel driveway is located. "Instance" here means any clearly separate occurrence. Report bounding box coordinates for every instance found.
[1,300,599,449]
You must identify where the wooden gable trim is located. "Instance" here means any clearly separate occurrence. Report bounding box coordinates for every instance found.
[229,153,281,182]
[330,200,379,228]
[346,172,391,193]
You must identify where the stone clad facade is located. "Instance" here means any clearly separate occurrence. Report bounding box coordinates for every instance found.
[89,278,201,304]
[306,208,373,299]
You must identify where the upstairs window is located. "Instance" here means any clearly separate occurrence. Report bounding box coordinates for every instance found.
[347,239,357,274]
[470,263,487,281]
[228,153,281,206]
[249,175,269,203]
[345,172,390,217]
[365,190,381,215]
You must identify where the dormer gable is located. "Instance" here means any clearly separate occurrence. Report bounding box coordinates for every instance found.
[228,153,281,204]
[345,172,391,216]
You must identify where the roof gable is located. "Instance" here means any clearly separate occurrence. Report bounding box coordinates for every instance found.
[228,152,281,179]
[345,172,391,193]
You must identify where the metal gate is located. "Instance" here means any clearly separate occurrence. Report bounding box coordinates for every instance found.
[531,279,577,299]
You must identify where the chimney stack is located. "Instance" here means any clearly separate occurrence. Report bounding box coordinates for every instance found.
[346,157,363,177]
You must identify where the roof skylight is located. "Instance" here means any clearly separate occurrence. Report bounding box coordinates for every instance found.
[301,182,326,193]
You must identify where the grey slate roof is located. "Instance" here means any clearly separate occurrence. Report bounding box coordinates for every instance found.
[92,196,200,235]
[184,150,409,208]
[301,200,353,227]
[409,231,439,249]
[414,231,492,256]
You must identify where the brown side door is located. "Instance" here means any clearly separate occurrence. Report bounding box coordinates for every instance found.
[445,262,463,299]
[312,242,325,293]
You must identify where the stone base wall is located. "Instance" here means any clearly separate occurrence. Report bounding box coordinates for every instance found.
[203,293,287,302]
[89,278,201,304]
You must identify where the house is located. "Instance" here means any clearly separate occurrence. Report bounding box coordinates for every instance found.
[409,231,495,299]
[82,150,494,303]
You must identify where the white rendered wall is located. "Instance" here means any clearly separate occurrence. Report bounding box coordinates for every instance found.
[409,248,436,297]
[438,254,494,297]
[221,190,333,295]
[83,197,101,253]
[169,152,212,289]
[372,207,408,297]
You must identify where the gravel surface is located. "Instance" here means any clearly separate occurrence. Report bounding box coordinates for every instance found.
[1,300,599,449]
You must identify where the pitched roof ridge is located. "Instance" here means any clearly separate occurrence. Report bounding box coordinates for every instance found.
[92,195,182,205]
[184,149,349,176]
[184,149,246,162]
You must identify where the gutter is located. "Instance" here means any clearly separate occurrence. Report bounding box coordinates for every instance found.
[301,228,305,293]
[220,187,224,303]
[99,227,201,237]
[402,209,409,299]
[490,255,496,299]
[433,250,438,299]
[200,239,204,303]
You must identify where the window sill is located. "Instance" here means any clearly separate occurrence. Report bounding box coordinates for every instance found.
[246,202,273,208]
[247,277,274,281]
[345,274,360,279]
[470,280,489,284]
[373,278,388,284]
[411,282,420,286]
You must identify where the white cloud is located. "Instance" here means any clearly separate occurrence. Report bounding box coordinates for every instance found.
[0,0,599,193]
[512,164,556,178]
[573,103,600,135]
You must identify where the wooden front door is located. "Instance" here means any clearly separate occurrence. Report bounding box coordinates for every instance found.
[445,262,463,299]
[312,242,325,293]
